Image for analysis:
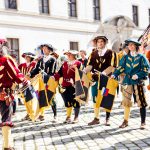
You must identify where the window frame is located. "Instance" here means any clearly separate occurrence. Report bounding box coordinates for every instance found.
[149,9,150,24]
[5,0,17,10]
[93,0,101,21]
[68,0,77,18]
[7,38,20,63]
[70,41,79,51]
[132,5,139,26]
[39,0,50,14]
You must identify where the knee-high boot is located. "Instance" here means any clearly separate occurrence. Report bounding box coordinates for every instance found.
[140,107,146,124]
[51,100,57,118]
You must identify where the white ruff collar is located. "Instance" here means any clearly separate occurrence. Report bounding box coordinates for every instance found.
[130,51,138,57]
[43,55,51,63]
[98,47,107,56]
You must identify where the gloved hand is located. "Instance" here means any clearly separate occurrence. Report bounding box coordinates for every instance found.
[132,74,138,80]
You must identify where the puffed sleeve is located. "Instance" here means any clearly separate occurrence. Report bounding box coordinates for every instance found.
[136,55,149,80]
[113,55,126,78]
[5,57,26,84]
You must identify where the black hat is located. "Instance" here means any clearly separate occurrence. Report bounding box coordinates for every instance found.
[93,36,108,43]
[125,39,141,46]
[22,52,35,58]
[43,44,54,52]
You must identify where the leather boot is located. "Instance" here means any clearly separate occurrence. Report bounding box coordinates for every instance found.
[38,115,45,121]
[105,119,110,126]
[63,117,71,124]
[140,123,146,130]
[88,118,100,125]
[119,120,128,128]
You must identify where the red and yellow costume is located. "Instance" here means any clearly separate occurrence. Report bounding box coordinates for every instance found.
[0,54,27,150]
[18,61,36,76]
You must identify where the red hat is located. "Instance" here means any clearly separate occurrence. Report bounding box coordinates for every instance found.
[0,39,7,44]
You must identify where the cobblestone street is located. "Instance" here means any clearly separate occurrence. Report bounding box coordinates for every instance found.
[1,93,150,150]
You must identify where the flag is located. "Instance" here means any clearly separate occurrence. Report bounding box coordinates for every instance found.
[96,73,118,112]
[75,68,90,104]
[37,73,49,110]
[139,24,150,50]
[47,76,58,104]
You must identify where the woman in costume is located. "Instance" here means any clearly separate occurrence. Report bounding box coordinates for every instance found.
[54,50,82,123]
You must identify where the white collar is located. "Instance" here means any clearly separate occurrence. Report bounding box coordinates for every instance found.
[98,47,107,56]
[43,55,51,63]
[26,62,30,67]
[68,60,76,65]
[130,51,138,57]
[123,51,127,55]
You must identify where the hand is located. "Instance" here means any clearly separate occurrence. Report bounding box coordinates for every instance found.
[22,80,30,87]
[132,74,138,80]
[110,75,115,79]
[102,71,106,75]
[51,76,55,80]
[5,96,11,106]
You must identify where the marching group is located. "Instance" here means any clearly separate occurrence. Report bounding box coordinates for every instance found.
[0,35,149,150]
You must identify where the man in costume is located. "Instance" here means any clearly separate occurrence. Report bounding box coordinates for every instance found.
[30,44,57,121]
[54,50,82,123]
[111,39,149,129]
[18,52,36,76]
[18,52,36,120]
[0,38,29,150]
[83,36,118,126]
[78,50,88,69]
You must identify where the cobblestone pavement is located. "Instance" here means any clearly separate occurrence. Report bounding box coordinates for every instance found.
[1,92,150,150]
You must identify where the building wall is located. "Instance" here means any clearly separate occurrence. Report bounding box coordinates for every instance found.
[0,0,150,62]
[101,0,150,29]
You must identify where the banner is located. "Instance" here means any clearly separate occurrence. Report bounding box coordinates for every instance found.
[96,73,118,112]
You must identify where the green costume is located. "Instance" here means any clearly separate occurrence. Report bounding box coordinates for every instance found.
[113,54,149,85]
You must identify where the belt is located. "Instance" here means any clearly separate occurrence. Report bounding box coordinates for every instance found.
[64,79,70,82]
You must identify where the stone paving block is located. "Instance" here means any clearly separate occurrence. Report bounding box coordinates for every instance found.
[1,95,150,150]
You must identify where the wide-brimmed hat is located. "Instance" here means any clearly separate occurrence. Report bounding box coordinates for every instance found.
[0,39,7,44]
[125,39,141,46]
[43,44,54,52]
[93,36,108,43]
[22,52,35,58]
[64,50,79,55]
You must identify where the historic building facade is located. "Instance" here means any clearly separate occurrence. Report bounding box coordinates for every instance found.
[0,0,150,62]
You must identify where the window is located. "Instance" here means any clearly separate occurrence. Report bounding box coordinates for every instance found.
[132,5,139,26]
[7,38,19,63]
[93,0,100,20]
[68,0,77,17]
[70,42,78,50]
[39,0,49,14]
[149,9,150,24]
[5,0,17,9]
